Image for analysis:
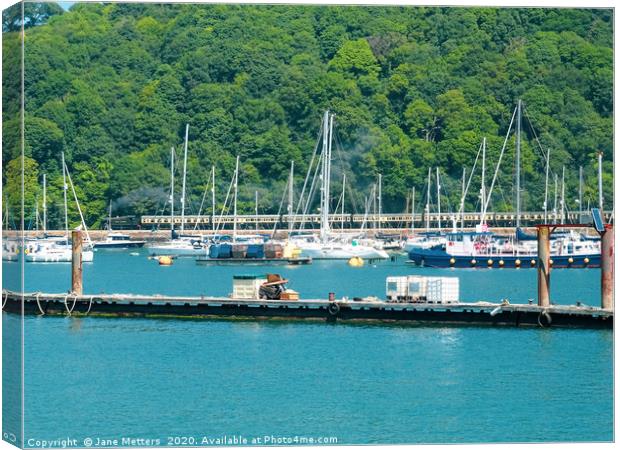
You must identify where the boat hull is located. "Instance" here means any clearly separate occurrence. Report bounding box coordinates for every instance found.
[94,241,145,249]
[147,245,205,256]
[408,250,600,269]
[298,245,389,260]
[25,250,94,263]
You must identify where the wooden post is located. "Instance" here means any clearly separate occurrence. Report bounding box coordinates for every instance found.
[537,226,551,307]
[601,224,614,310]
[71,230,83,295]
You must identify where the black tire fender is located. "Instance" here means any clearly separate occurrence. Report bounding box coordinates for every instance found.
[328,302,340,316]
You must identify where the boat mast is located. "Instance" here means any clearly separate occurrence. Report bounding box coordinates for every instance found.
[287,160,294,233]
[516,99,522,229]
[233,155,239,242]
[320,111,331,243]
[341,172,346,230]
[560,166,565,225]
[460,167,466,230]
[436,167,441,230]
[42,173,47,234]
[180,124,189,233]
[553,173,558,224]
[170,146,175,232]
[254,190,258,231]
[211,165,215,234]
[108,200,112,231]
[411,186,415,233]
[480,137,486,226]
[377,173,382,232]
[544,147,550,223]
[61,152,69,235]
[425,167,431,232]
[578,165,583,222]
[598,151,604,211]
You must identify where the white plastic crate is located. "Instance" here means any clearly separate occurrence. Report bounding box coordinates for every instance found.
[386,276,459,303]
[232,275,266,299]
[406,276,428,300]
[386,276,408,301]
[424,277,459,303]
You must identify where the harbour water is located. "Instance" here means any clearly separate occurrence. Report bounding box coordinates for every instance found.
[2,249,613,444]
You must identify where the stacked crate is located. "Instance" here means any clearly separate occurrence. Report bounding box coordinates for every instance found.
[386,276,459,303]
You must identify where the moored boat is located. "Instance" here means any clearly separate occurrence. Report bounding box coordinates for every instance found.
[94,232,145,249]
[408,231,600,268]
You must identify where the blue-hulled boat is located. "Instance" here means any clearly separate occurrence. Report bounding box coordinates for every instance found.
[408,231,600,269]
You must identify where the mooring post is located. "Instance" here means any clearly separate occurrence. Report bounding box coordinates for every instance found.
[537,226,551,307]
[71,230,83,295]
[601,224,614,310]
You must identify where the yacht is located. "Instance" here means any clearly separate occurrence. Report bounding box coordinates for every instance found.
[94,232,145,249]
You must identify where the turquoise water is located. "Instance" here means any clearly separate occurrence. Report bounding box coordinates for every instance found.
[2,249,613,445]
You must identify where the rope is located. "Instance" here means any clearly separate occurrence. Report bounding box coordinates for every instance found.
[2,291,8,309]
[85,296,94,315]
[64,293,78,316]
[35,292,45,316]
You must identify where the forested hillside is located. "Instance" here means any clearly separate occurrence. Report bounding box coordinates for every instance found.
[2,3,613,229]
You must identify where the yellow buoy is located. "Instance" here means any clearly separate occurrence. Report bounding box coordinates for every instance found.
[531,259,536,267]
[158,256,173,266]
[568,257,574,264]
[487,259,493,267]
[348,256,364,267]
[449,258,456,266]
[584,257,590,265]
[470,259,477,266]
[499,260,505,267]
[515,259,521,268]
[549,259,554,266]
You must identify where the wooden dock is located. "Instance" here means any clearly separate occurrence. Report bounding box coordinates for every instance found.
[2,291,612,329]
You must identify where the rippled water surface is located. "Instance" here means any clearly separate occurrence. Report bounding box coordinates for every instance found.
[2,249,613,445]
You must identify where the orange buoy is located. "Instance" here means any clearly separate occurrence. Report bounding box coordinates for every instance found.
[158,256,173,266]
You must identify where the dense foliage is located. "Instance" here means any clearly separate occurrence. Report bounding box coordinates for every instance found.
[2,3,613,229]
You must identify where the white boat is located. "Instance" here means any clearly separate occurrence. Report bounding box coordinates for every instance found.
[147,237,206,256]
[404,233,446,252]
[25,237,94,263]
[147,124,206,257]
[25,153,95,263]
[94,232,145,249]
[292,234,388,260]
[292,111,389,260]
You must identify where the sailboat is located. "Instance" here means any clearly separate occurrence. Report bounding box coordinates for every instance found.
[148,125,206,256]
[25,153,95,263]
[291,111,389,260]
[403,168,446,252]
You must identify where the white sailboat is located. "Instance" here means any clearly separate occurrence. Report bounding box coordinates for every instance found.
[25,153,95,263]
[292,111,389,260]
[148,125,206,256]
[404,168,446,252]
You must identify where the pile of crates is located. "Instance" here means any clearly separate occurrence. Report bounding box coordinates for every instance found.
[386,276,459,303]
